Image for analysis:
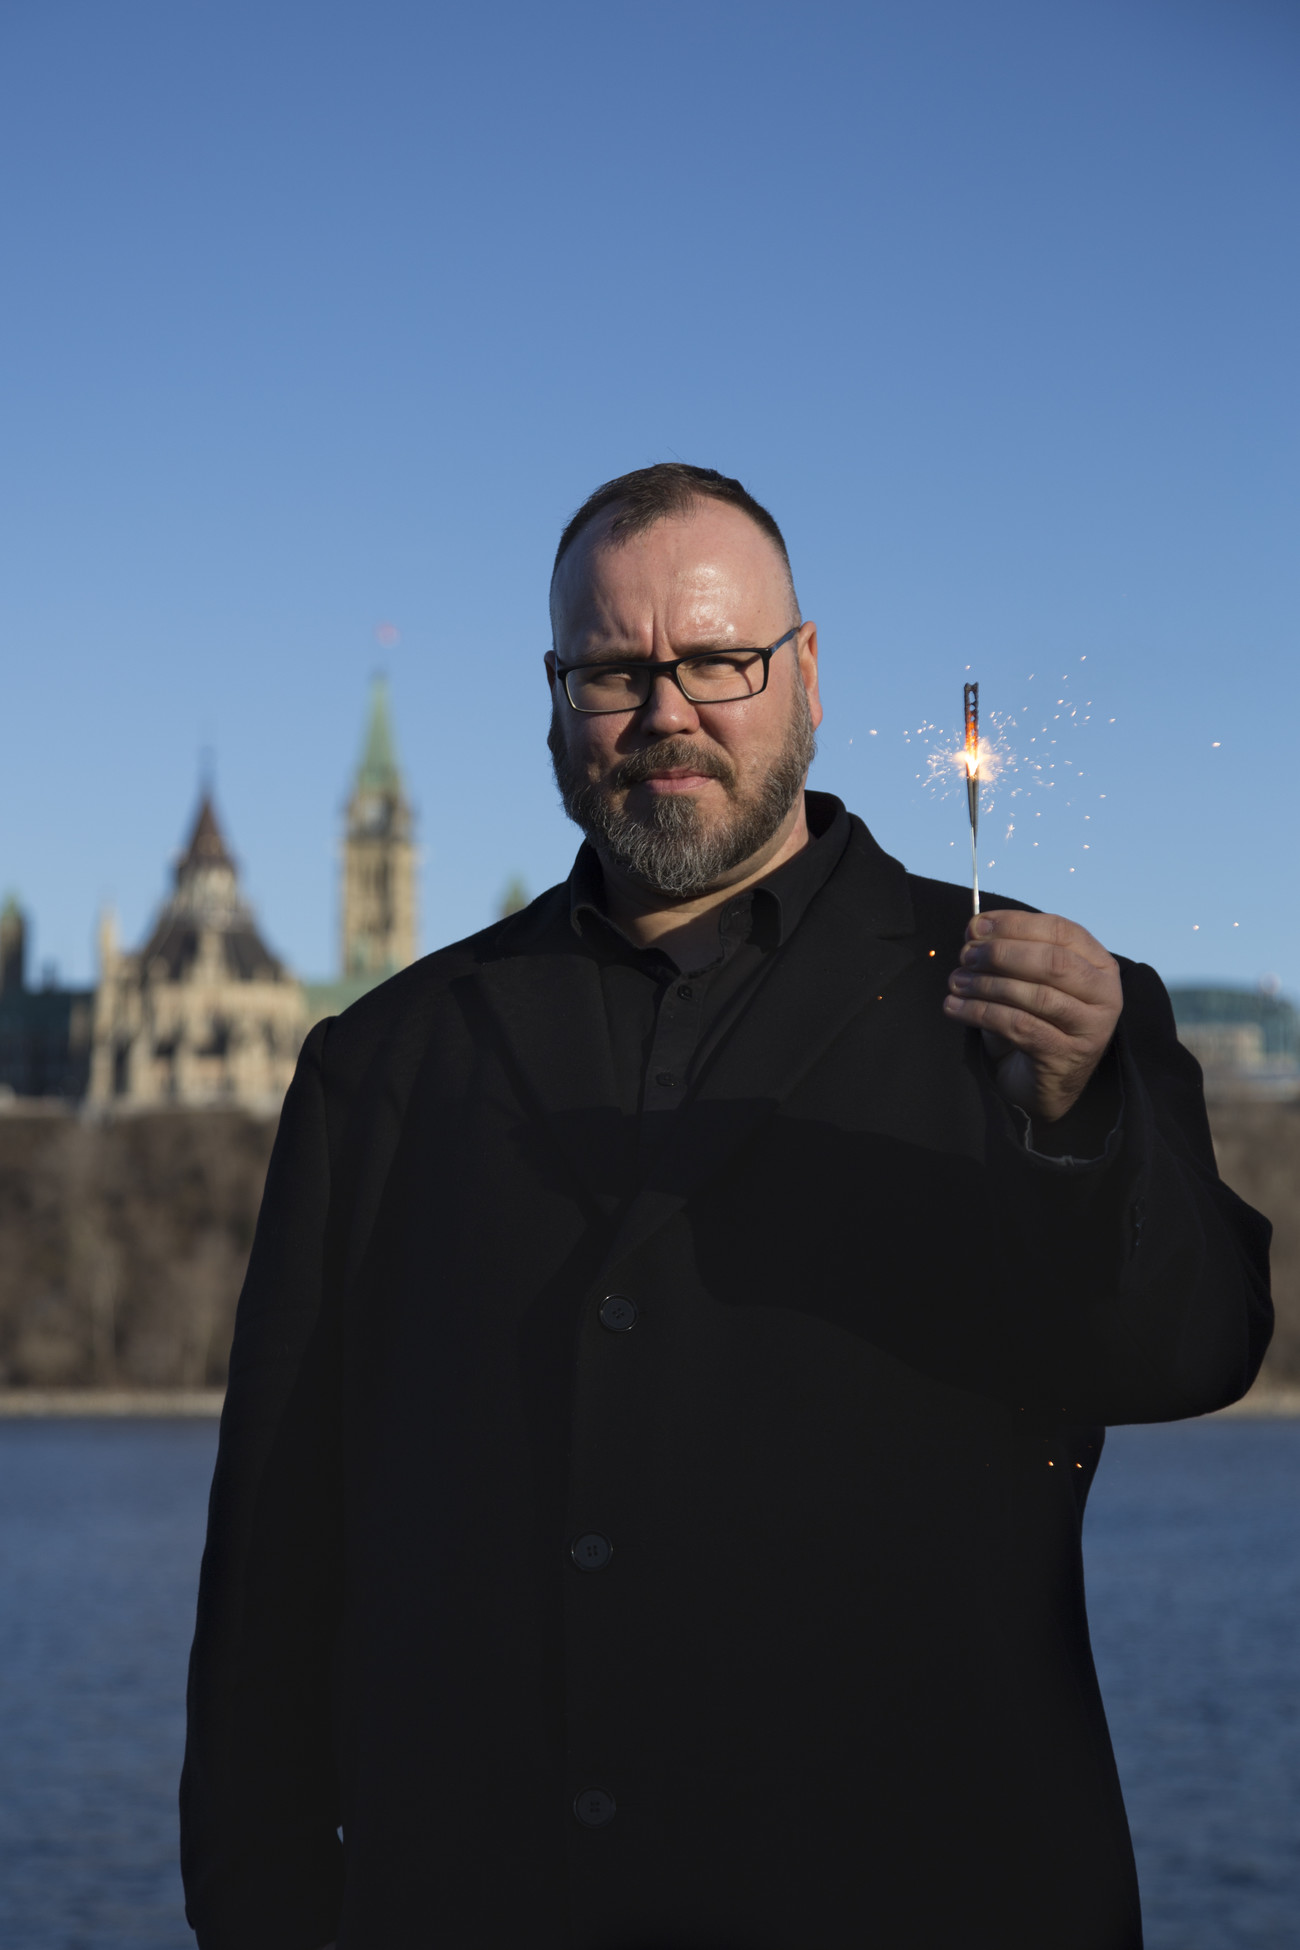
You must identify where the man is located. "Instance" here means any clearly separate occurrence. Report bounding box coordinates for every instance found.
[182,463,1271,1950]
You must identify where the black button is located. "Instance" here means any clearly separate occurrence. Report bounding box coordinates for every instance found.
[599,1293,638,1332]
[654,1071,677,1088]
[677,984,693,999]
[571,1532,613,1571]
[574,1787,616,1827]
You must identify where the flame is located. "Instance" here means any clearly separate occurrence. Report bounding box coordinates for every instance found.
[945,738,1000,785]
[963,681,980,777]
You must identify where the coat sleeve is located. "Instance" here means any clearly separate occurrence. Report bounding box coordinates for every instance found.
[181,1018,346,1950]
[986,958,1273,1423]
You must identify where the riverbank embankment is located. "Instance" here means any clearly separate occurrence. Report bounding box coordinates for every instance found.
[0,1096,1295,1396]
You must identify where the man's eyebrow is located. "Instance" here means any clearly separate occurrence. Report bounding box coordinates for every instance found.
[568,638,751,664]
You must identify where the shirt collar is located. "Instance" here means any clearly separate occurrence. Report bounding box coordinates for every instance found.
[568,790,851,954]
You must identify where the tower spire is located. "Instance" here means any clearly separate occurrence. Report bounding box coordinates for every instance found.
[357,674,401,793]
[341,678,418,980]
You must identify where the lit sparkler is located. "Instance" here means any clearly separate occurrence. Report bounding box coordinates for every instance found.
[910,659,1104,890]
[963,682,981,915]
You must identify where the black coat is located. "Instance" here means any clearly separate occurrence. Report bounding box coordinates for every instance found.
[182,815,1272,1950]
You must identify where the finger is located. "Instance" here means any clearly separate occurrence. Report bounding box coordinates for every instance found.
[946,970,1101,1035]
[942,989,1098,1052]
[958,935,1117,1001]
[965,910,1112,967]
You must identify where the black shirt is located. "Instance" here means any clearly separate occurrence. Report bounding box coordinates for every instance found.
[568,790,850,1136]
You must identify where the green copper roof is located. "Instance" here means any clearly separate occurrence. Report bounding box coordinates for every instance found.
[357,674,402,792]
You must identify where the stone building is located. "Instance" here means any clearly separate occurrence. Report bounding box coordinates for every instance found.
[2,681,421,1112]
[87,796,306,1113]
[0,897,93,1101]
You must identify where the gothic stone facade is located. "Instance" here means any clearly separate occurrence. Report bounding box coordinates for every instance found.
[88,798,306,1114]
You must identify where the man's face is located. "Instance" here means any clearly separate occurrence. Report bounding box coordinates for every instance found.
[547,500,823,899]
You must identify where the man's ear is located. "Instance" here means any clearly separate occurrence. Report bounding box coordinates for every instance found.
[798,622,823,731]
[544,649,558,692]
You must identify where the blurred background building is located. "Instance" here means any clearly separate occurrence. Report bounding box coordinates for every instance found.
[0,678,418,1114]
[1165,982,1300,1102]
[0,899,94,1100]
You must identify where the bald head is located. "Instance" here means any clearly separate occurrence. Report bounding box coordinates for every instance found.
[550,497,799,657]
[550,461,799,631]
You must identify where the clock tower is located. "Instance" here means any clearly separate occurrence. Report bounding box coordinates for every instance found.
[341,677,418,980]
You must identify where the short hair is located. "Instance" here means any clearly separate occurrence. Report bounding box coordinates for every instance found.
[551,462,797,609]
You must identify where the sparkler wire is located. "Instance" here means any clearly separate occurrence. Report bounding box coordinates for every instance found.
[964,683,980,916]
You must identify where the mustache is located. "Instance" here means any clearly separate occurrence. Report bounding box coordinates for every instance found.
[608,739,735,791]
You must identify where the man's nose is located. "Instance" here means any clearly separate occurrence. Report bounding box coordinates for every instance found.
[636,666,702,738]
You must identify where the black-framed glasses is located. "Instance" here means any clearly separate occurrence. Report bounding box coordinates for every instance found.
[555,626,800,715]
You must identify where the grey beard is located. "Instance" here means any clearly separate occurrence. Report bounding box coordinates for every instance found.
[549,686,816,900]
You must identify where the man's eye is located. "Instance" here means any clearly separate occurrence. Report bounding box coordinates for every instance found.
[691,656,742,675]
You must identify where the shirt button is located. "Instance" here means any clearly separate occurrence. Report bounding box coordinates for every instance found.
[677,984,693,999]
[654,1071,677,1088]
[599,1293,638,1332]
[574,1787,616,1827]
[571,1532,613,1571]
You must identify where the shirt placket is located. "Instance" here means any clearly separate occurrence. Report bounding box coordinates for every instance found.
[641,968,710,1113]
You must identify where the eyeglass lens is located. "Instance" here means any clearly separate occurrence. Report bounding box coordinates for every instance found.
[566,651,766,713]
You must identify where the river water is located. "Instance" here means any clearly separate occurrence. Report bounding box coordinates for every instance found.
[0,1416,1295,1949]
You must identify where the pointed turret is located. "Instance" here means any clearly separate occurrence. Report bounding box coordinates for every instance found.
[177,793,236,875]
[134,788,280,973]
[169,790,242,926]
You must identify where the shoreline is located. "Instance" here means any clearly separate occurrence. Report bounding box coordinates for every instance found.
[0,1384,1296,1419]
[1211,1384,1300,1418]
[0,1389,225,1416]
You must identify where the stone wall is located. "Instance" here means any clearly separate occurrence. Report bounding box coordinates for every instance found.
[0,1111,275,1389]
[1207,1096,1300,1389]
[0,1099,1295,1393]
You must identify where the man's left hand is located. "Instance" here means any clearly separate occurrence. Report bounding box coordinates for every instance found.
[943,911,1123,1124]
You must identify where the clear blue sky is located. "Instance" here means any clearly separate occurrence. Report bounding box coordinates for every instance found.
[3,0,1297,996]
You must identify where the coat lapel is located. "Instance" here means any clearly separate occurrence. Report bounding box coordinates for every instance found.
[600,819,918,1272]
[473,926,628,1225]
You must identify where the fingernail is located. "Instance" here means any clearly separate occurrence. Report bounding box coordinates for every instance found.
[951,972,972,991]
[972,917,993,937]
[943,993,962,1013]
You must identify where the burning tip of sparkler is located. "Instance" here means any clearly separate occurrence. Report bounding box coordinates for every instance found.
[940,738,1000,785]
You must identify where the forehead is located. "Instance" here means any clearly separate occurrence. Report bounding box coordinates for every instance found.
[551,500,790,648]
